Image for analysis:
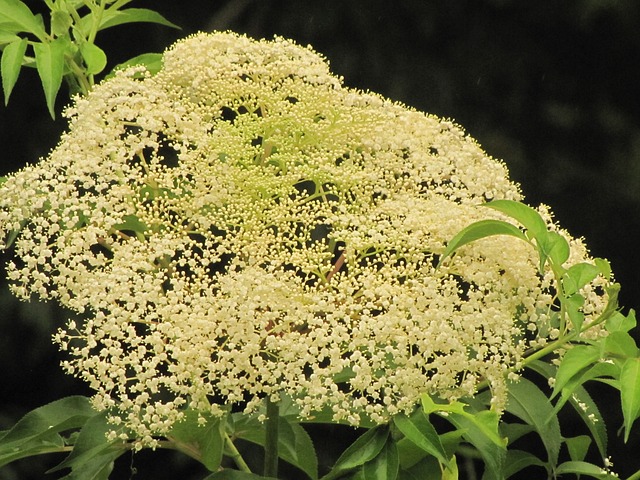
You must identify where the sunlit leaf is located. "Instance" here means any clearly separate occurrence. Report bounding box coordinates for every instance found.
[168,411,225,472]
[562,262,601,296]
[483,199,547,240]
[438,219,527,267]
[606,310,637,333]
[51,9,73,37]
[78,8,180,33]
[79,42,107,75]
[536,230,570,271]
[603,331,639,359]
[1,36,27,104]
[0,0,47,39]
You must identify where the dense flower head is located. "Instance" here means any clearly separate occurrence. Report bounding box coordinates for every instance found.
[0,32,611,445]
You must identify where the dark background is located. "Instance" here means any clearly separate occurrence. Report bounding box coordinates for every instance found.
[1,1,639,478]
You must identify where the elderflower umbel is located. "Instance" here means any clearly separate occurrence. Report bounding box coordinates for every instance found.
[0,31,611,444]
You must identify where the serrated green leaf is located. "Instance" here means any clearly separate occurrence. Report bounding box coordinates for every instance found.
[320,426,388,480]
[392,412,448,467]
[231,414,318,480]
[79,42,106,75]
[0,396,95,468]
[0,0,47,39]
[1,36,27,104]
[49,411,128,480]
[503,449,546,478]
[204,472,279,480]
[620,357,640,442]
[483,199,548,240]
[438,219,527,267]
[506,378,561,467]
[552,345,600,398]
[563,262,601,296]
[361,439,399,480]
[566,388,608,460]
[555,461,619,479]
[33,37,67,118]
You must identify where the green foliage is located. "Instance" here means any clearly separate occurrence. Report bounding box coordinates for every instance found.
[0,0,179,117]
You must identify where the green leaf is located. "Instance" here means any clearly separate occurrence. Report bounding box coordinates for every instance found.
[438,219,527,267]
[562,262,601,296]
[392,412,449,467]
[204,471,279,480]
[33,37,67,118]
[620,357,640,442]
[361,438,399,480]
[232,414,318,480]
[51,9,73,37]
[0,0,47,40]
[1,36,27,104]
[483,199,547,240]
[606,310,637,333]
[79,8,180,33]
[421,396,506,449]
[555,461,619,479]
[552,345,600,398]
[506,378,561,467]
[107,52,163,79]
[503,450,546,478]
[565,435,591,462]
[0,29,21,45]
[168,411,225,472]
[79,42,107,75]
[49,411,128,479]
[602,331,639,359]
[0,396,95,468]
[568,386,608,459]
[112,214,149,240]
[320,426,388,480]
[537,230,570,271]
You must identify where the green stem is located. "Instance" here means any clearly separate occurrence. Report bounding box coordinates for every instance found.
[224,433,251,472]
[263,397,279,477]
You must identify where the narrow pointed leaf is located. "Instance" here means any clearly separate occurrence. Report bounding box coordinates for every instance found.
[483,199,547,239]
[552,345,600,398]
[320,426,388,480]
[78,8,180,33]
[107,52,163,79]
[503,450,546,478]
[620,357,640,442]
[0,396,95,468]
[48,411,127,479]
[555,461,619,479]
[33,38,67,118]
[438,219,527,267]
[506,378,561,467]
[393,412,448,466]
[361,439,399,480]
[1,36,27,104]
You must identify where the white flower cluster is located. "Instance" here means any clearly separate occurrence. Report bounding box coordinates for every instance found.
[0,32,610,445]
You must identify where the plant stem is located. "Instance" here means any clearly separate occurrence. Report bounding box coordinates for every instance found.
[263,397,279,477]
[224,433,251,472]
